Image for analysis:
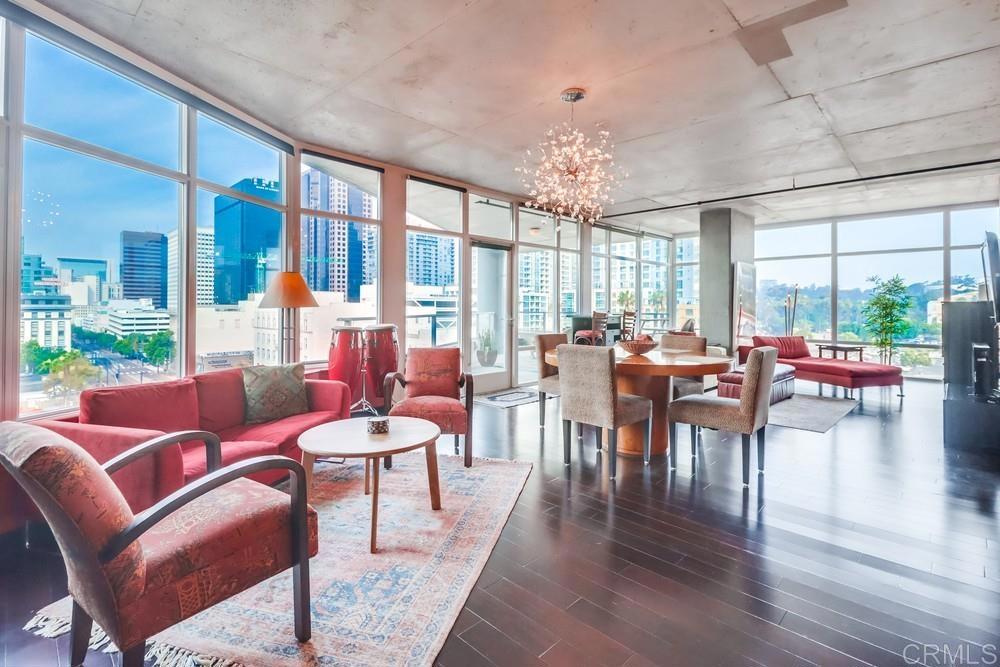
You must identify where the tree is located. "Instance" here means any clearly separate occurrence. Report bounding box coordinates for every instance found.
[40,350,100,397]
[861,275,912,365]
[144,330,175,368]
[113,333,148,358]
[615,290,636,311]
[21,340,62,373]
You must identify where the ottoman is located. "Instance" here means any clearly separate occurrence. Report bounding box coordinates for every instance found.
[718,363,795,404]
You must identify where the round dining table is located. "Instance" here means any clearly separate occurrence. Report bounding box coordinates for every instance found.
[544,345,734,458]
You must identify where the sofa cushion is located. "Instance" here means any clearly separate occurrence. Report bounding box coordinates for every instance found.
[80,378,200,435]
[182,439,278,481]
[216,410,343,454]
[782,358,901,378]
[192,369,246,432]
[389,396,468,434]
[752,335,810,359]
[243,364,309,424]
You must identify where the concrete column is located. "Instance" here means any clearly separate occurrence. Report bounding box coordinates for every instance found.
[699,208,754,352]
[380,166,407,370]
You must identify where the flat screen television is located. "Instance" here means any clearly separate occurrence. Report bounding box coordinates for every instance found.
[983,231,1000,325]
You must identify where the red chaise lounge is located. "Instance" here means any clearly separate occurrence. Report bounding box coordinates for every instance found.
[738,335,903,398]
[0,368,351,536]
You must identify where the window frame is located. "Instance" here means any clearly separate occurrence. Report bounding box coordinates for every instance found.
[3,18,295,419]
[753,202,1000,377]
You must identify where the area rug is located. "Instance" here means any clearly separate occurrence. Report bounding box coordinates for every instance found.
[473,387,538,408]
[768,394,859,432]
[25,452,531,667]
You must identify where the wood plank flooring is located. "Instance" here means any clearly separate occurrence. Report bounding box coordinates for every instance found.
[1,380,998,666]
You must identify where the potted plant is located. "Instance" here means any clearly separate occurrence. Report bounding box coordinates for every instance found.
[476,329,498,367]
[862,275,911,365]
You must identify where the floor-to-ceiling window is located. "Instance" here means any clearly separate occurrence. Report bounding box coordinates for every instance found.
[469,197,512,379]
[7,19,292,417]
[559,220,580,333]
[674,235,699,330]
[516,207,557,384]
[640,235,671,334]
[18,32,187,415]
[754,204,1000,378]
[405,178,461,350]
[298,152,381,363]
[194,114,286,370]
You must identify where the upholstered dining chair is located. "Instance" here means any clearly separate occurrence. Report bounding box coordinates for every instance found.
[535,332,568,427]
[385,347,474,467]
[0,422,315,667]
[668,346,778,486]
[619,311,637,341]
[556,344,652,479]
[661,333,709,399]
[573,311,609,345]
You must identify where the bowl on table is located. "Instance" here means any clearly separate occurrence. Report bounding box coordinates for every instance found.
[618,339,656,355]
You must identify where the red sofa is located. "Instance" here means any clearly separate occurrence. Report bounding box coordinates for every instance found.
[738,336,903,393]
[0,368,350,536]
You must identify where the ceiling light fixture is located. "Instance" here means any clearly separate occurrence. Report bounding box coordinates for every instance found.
[516,88,626,224]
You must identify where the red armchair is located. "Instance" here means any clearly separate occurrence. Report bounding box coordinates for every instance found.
[0,422,316,667]
[384,348,473,467]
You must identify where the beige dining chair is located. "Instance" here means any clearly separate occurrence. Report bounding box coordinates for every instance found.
[661,333,708,399]
[535,333,568,427]
[556,344,651,479]
[667,347,778,486]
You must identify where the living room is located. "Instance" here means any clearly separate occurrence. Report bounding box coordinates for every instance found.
[1,1,1000,666]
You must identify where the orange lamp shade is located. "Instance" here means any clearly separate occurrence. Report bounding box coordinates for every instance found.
[259,272,319,308]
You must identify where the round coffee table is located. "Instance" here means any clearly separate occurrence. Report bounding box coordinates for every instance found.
[298,416,442,553]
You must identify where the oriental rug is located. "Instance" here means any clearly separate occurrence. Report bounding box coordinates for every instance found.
[26,452,531,666]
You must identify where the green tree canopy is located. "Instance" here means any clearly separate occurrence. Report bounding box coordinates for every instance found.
[40,350,99,396]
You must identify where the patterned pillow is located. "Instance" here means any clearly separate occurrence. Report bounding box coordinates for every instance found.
[242,364,309,424]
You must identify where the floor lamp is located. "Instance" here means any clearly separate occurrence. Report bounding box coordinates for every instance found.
[259,272,319,364]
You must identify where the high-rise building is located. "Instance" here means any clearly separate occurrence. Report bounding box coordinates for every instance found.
[518,250,553,331]
[407,233,455,287]
[56,257,108,288]
[214,178,281,305]
[21,253,57,295]
[300,169,377,301]
[166,227,215,309]
[120,231,167,307]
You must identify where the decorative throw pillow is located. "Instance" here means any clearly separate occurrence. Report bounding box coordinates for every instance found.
[242,363,309,424]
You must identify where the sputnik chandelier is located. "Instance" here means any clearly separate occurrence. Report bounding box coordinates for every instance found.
[517,88,626,224]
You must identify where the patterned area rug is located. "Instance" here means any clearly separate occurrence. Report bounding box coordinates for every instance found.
[26,452,531,666]
[473,388,539,408]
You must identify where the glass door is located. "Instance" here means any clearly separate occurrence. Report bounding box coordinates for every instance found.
[469,243,512,392]
[516,247,556,385]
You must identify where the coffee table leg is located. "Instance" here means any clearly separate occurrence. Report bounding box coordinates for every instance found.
[365,457,371,495]
[370,456,380,554]
[425,442,442,510]
[302,452,316,501]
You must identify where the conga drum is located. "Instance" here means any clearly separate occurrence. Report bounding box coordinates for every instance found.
[328,326,364,404]
[363,324,399,408]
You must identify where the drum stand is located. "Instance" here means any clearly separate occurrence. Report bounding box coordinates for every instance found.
[352,353,381,416]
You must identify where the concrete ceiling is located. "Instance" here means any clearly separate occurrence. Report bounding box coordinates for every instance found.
[33,0,1000,234]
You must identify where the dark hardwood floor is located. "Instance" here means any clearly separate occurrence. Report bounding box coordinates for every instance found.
[2,380,999,666]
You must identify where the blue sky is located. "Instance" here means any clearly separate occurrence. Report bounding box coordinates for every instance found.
[21,33,281,281]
